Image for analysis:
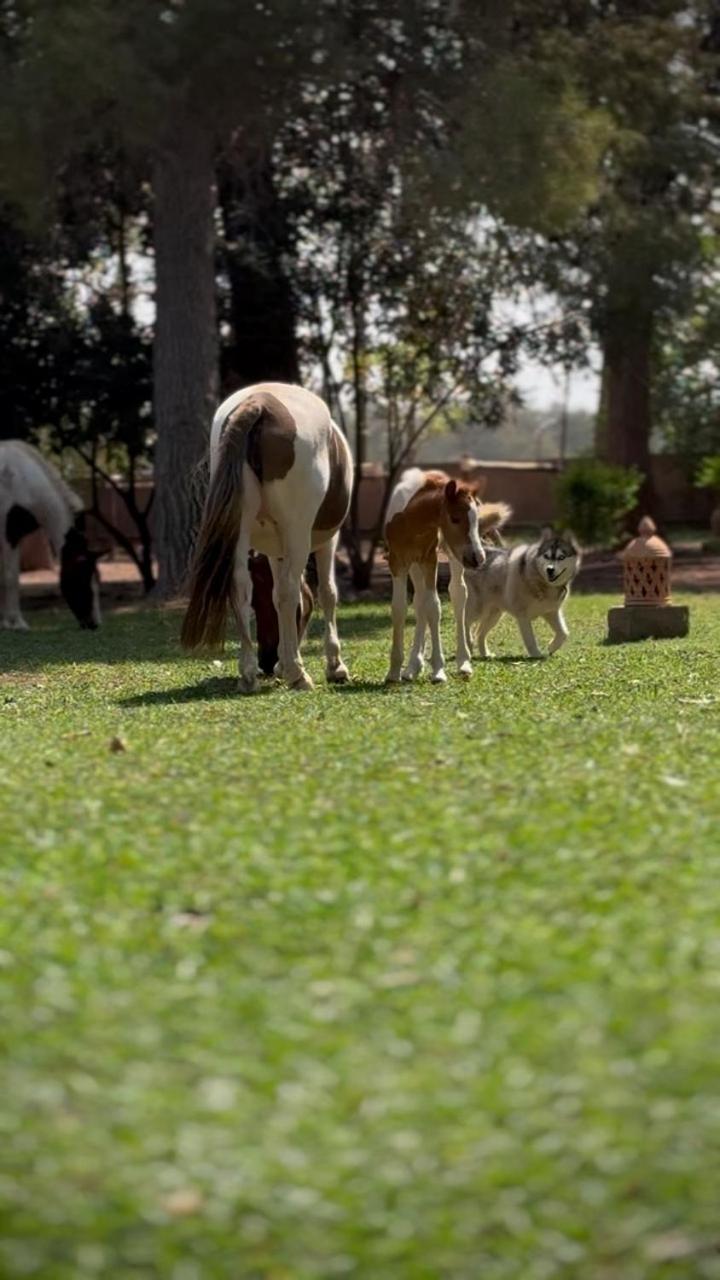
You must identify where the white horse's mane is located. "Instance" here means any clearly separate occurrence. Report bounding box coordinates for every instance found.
[10,441,83,517]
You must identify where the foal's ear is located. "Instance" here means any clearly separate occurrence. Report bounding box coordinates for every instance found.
[445,479,458,501]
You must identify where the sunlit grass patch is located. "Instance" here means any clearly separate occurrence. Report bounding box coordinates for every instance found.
[1,595,719,1279]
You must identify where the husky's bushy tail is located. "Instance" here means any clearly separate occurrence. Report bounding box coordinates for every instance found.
[477,501,512,537]
[180,398,263,651]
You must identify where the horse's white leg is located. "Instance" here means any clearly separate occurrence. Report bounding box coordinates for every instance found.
[447,553,471,677]
[314,534,349,684]
[423,560,447,684]
[232,491,261,694]
[385,572,408,684]
[401,564,427,681]
[276,528,314,691]
[0,542,28,631]
[266,555,285,679]
[232,550,258,694]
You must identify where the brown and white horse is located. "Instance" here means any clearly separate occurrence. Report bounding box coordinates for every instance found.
[181,383,353,693]
[384,468,510,684]
[0,440,101,631]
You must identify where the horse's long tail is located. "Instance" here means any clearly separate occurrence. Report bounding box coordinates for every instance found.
[180,399,262,650]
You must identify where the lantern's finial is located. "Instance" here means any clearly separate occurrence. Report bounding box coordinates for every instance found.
[638,515,656,537]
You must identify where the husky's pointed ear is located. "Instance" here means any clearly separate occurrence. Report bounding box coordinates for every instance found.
[445,479,458,501]
[562,529,581,553]
[539,524,554,541]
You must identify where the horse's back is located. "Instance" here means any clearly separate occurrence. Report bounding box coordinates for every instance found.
[0,440,42,512]
[0,440,80,514]
[209,383,352,552]
[211,382,332,460]
[385,468,433,528]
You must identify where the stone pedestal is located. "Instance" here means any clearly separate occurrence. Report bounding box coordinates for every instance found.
[607,603,689,643]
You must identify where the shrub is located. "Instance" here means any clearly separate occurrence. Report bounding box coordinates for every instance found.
[695,455,720,494]
[556,459,642,548]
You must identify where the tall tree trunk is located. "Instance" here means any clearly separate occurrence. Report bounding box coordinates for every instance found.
[153,114,218,598]
[347,253,370,589]
[599,317,652,471]
[596,307,655,512]
[219,155,299,391]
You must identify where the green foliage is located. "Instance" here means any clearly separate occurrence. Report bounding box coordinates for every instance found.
[556,458,642,546]
[1,599,720,1278]
[454,60,612,236]
[695,454,720,494]
[654,278,720,464]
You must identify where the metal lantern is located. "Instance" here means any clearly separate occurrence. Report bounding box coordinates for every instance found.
[607,517,689,643]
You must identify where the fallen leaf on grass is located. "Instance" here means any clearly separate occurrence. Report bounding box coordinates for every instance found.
[376,970,421,989]
[169,910,211,932]
[645,1231,711,1262]
[160,1188,205,1217]
[109,736,127,753]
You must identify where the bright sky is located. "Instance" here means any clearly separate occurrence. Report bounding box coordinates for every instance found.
[515,358,601,413]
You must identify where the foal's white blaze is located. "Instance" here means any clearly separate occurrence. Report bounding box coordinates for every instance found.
[466,503,485,567]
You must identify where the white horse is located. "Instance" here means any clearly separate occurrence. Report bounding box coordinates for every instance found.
[0,440,101,630]
[181,383,353,693]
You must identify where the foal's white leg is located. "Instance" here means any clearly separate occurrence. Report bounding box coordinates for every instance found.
[447,554,472,677]
[314,534,349,684]
[276,528,314,691]
[386,572,408,683]
[401,564,427,681]
[0,542,28,631]
[423,561,447,684]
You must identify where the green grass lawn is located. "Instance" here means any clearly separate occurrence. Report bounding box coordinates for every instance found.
[1,595,719,1280]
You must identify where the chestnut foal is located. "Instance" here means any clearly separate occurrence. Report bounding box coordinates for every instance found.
[384,468,509,684]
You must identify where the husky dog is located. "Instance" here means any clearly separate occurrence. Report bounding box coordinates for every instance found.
[465,527,581,659]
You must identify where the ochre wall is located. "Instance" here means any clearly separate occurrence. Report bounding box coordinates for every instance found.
[19,458,711,570]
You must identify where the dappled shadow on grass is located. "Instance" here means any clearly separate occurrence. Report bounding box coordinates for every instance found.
[119,675,278,707]
[120,674,395,706]
[327,678,389,694]
[0,604,390,674]
[477,653,546,664]
[1,599,187,670]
